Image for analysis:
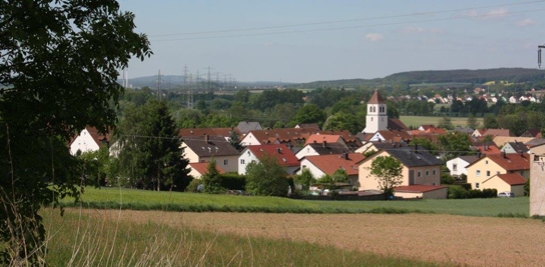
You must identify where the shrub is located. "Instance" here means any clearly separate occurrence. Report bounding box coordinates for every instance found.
[448,185,469,199]
[220,173,246,190]
[441,173,456,184]
[186,179,202,192]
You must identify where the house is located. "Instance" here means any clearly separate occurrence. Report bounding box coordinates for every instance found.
[365,130,412,143]
[295,123,321,131]
[236,121,262,135]
[454,127,474,135]
[181,135,240,172]
[298,153,365,186]
[188,162,225,179]
[493,136,534,148]
[240,128,312,147]
[500,141,529,154]
[466,152,530,190]
[446,155,480,177]
[520,129,542,138]
[472,129,487,138]
[179,127,241,141]
[525,138,545,148]
[393,185,448,199]
[358,146,443,192]
[70,126,111,155]
[317,130,362,150]
[470,142,501,155]
[295,142,350,159]
[238,144,299,175]
[305,134,347,148]
[480,173,526,197]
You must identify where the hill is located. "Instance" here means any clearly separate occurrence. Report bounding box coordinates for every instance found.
[296,68,545,89]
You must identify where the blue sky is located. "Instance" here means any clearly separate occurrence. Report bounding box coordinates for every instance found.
[119,0,545,83]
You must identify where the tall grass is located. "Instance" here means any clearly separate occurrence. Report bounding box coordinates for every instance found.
[61,187,530,217]
[43,208,455,267]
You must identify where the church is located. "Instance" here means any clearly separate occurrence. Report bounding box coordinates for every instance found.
[362,90,408,134]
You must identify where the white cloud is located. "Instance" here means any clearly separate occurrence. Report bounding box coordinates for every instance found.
[516,19,536,26]
[461,8,508,20]
[365,33,384,42]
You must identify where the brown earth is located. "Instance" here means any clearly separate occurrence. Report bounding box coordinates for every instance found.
[78,209,545,267]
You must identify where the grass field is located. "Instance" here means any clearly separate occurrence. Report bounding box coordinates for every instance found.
[61,187,529,217]
[43,209,451,267]
[400,115,483,128]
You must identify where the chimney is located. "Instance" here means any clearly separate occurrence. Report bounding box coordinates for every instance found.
[204,134,209,143]
[502,151,506,158]
[322,140,327,148]
[414,143,418,153]
[477,151,482,158]
[343,152,348,160]
[519,150,524,157]
[276,147,282,154]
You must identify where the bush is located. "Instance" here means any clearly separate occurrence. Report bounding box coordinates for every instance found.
[448,186,497,199]
[448,185,469,199]
[220,173,246,190]
[441,173,456,185]
[186,179,202,192]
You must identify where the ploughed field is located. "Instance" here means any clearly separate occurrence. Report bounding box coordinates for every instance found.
[73,209,545,267]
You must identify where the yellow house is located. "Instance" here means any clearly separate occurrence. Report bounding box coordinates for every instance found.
[358,146,442,192]
[466,152,530,191]
[481,173,526,196]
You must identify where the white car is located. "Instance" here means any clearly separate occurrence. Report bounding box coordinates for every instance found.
[498,191,515,198]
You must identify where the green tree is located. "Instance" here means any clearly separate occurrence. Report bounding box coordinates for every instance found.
[295,168,316,190]
[438,132,472,160]
[367,156,403,200]
[245,154,289,196]
[114,100,190,191]
[290,104,327,127]
[437,116,454,130]
[201,160,224,194]
[79,145,111,187]
[409,137,439,155]
[228,130,243,151]
[0,1,151,264]
[466,114,480,129]
[483,114,499,128]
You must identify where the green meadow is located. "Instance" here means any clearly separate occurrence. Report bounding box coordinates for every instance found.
[61,187,529,218]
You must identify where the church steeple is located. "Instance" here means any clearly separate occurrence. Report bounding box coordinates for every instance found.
[363,90,388,133]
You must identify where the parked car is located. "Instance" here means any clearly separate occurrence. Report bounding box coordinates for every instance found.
[498,191,515,198]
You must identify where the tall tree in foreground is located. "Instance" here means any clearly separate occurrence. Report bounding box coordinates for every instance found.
[245,154,289,197]
[114,100,191,191]
[0,1,151,264]
[367,156,403,200]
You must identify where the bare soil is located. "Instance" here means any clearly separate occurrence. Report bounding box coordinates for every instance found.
[78,210,545,267]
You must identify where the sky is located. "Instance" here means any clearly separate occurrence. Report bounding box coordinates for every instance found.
[118,0,545,83]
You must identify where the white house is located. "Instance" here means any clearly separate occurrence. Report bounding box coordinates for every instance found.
[446,155,480,177]
[238,144,299,175]
[70,127,110,155]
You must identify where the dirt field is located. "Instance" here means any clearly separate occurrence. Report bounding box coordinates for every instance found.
[81,210,545,267]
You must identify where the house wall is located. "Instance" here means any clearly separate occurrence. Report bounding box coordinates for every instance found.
[481,177,524,196]
[70,129,100,155]
[394,190,449,199]
[237,149,260,175]
[298,159,325,178]
[240,133,261,146]
[500,144,517,154]
[200,155,239,173]
[358,151,440,191]
[530,148,545,216]
[467,158,529,190]
[446,158,469,177]
[295,146,319,160]
[183,144,201,163]
[394,192,423,199]
[188,168,203,179]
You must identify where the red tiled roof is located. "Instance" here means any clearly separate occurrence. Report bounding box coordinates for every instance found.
[304,153,365,176]
[317,130,360,144]
[394,185,447,193]
[189,162,225,175]
[247,144,299,167]
[70,126,111,146]
[473,144,501,155]
[486,153,530,171]
[305,134,343,145]
[377,130,412,142]
[367,90,385,104]
[247,128,313,146]
[495,173,526,186]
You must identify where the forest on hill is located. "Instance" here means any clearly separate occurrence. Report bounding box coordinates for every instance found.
[296,68,545,89]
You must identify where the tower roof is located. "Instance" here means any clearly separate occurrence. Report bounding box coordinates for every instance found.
[368,90,385,104]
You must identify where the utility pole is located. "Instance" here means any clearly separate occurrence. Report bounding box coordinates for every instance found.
[188,73,194,109]
[538,45,545,68]
[204,66,214,99]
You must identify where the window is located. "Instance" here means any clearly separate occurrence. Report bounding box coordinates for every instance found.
[240,159,245,165]
[302,165,307,169]
[476,183,480,189]
[486,171,490,176]
[417,171,422,178]
[247,151,250,156]
[485,160,488,165]
[379,106,385,113]
[476,170,481,177]
[432,170,436,175]
[453,164,457,171]
[224,159,228,165]
[425,170,429,176]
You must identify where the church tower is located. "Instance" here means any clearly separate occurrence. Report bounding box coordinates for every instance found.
[363,90,388,133]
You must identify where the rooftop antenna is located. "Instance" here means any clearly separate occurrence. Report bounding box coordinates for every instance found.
[539,45,545,68]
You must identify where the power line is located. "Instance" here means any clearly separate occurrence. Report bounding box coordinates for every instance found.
[150,0,544,38]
